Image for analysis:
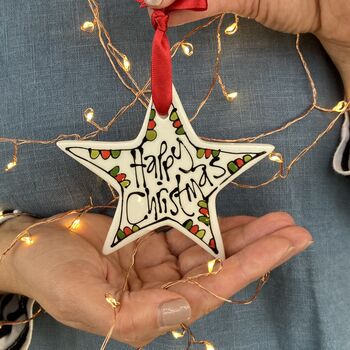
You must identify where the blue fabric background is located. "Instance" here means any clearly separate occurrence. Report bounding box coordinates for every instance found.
[1,0,349,349]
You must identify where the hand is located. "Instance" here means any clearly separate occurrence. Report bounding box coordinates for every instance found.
[146,0,350,98]
[3,212,312,348]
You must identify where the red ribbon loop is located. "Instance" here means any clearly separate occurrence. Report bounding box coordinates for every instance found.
[149,0,208,116]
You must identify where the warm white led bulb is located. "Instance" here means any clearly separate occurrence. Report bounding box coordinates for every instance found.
[21,232,34,246]
[226,92,238,102]
[5,161,17,171]
[84,108,95,122]
[205,342,215,350]
[207,259,217,273]
[225,22,238,36]
[171,330,185,339]
[70,218,81,230]
[122,56,131,72]
[105,293,120,308]
[81,21,95,33]
[332,100,349,113]
[269,152,284,164]
[181,42,194,57]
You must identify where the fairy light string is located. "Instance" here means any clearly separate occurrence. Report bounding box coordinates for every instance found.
[0,0,350,348]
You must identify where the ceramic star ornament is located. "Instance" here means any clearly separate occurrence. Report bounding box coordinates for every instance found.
[57,86,274,259]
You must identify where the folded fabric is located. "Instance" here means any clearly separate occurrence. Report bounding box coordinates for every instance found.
[0,295,34,350]
[333,111,350,175]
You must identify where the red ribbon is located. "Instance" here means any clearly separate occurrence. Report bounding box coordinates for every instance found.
[145,0,208,115]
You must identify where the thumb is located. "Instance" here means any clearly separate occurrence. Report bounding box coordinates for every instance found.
[66,278,191,348]
[115,288,191,346]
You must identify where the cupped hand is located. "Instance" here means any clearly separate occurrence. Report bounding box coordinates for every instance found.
[8,212,312,348]
[147,0,350,97]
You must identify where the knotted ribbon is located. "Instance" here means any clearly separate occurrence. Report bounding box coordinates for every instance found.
[144,0,208,115]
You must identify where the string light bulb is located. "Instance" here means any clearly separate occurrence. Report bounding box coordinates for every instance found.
[20,232,34,246]
[269,152,284,164]
[207,259,219,273]
[181,42,194,57]
[84,108,95,122]
[5,160,17,172]
[80,21,95,33]
[122,55,131,72]
[205,341,215,350]
[225,22,238,36]
[226,91,238,102]
[171,330,185,339]
[70,218,81,230]
[105,293,120,309]
[332,100,349,113]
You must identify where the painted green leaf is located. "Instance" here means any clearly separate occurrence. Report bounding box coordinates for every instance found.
[175,126,185,135]
[111,150,121,159]
[198,200,208,208]
[243,155,253,163]
[109,166,120,177]
[90,149,100,159]
[197,148,205,159]
[196,230,206,239]
[199,216,210,226]
[183,219,193,230]
[228,161,239,174]
[169,110,179,121]
[117,229,126,240]
[120,180,131,188]
[212,150,221,158]
[149,109,156,120]
[146,130,157,141]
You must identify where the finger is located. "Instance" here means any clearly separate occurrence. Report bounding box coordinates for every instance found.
[54,275,192,348]
[178,212,295,275]
[143,0,177,9]
[167,0,258,27]
[167,216,255,257]
[169,225,312,321]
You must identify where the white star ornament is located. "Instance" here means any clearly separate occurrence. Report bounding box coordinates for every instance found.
[57,86,274,259]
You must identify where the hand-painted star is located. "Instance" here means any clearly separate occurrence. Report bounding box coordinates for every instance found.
[57,86,274,259]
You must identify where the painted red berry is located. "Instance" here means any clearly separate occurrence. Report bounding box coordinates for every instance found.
[101,150,111,160]
[173,120,182,128]
[236,158,244,168]
[116,173,126,182]
[190,225,199,234]
[124,227,132,236]
[205,149,212,159]
[209,239,216,249]
[148,120,156,130]
[199,207,209,216]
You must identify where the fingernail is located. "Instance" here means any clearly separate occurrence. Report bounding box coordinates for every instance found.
[144,0,163,6]
[159,299,191,327]
[304,241,314,249]
[282,245,295,259]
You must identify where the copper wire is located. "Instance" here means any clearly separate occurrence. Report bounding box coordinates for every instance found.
[0,0,349,347]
